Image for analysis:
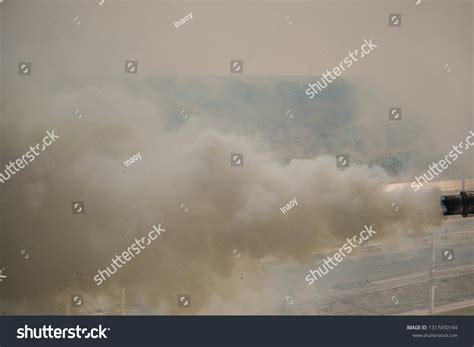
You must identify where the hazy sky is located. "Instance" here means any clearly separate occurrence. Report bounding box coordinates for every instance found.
[1,0,472,155]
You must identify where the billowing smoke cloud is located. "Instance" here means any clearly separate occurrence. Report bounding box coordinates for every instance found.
[0,81,442,314]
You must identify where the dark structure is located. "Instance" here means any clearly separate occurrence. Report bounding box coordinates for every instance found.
[440,191,474,217]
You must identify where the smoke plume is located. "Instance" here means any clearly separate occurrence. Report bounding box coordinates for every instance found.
[0,82,443,314]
